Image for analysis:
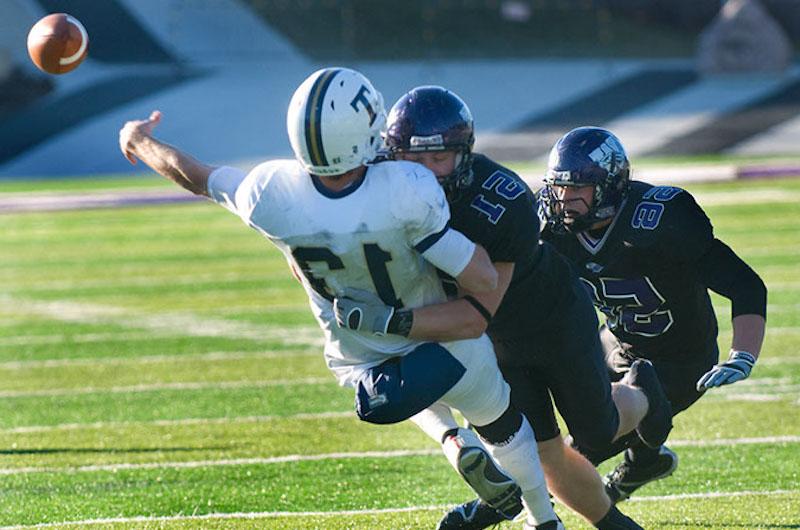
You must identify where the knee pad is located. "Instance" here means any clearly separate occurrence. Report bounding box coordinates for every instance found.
[567,432,638,466]
[472,404,523,445]
[569,420,619,456]
[355,343,466,424]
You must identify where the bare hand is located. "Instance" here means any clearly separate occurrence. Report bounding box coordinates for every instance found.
[119,110,162,165]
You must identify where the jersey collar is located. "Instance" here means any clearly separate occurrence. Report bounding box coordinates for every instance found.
[310,170,366,199]
[577,198,627,255]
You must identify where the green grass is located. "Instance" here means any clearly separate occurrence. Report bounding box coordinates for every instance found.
[0,173,798,528]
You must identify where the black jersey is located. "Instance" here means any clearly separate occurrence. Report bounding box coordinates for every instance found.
[541,181,718,360]
[447,154,576,339]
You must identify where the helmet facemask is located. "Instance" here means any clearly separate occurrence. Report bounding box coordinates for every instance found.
[390,142,474,200]
[541,127,631,234]
[384,86,475,200]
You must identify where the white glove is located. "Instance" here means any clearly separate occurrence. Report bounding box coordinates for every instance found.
[696,350,756,391]
[333,288,395,336]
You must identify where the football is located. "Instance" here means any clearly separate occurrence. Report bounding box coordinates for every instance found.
[26,13,89,75]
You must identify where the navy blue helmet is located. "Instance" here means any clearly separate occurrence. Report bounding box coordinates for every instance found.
[541,126,630,233]
[384,86,475,197]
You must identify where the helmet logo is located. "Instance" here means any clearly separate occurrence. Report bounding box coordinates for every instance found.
[410,134,444,147]
[548,169,573,183]
[589,136,625,170]
[350,85,378,126]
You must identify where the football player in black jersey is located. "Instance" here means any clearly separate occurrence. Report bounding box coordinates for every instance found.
[538,126,767,502]
[333,87,667,530]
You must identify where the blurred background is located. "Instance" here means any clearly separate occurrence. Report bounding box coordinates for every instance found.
[1,0,799,178]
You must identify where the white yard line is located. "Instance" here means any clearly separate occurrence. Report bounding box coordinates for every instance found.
[0,349,318,370]
[699,380,800,402]
[762,326,800,335]
[3,376,792,400]
[0,506,449,529]
[757,356,800,366]
[631,489,799,502]
[0,436,797,476]
[0,377,333,399]
[0,449,441,476]
[0,295,323,347]
[1,411,354,434]
[0,490,797,529]
[668,435,800,447]
[4,271,282,292]
[713,303,800,314]
[692,189,800,206]
[1,379,796,432]
[0,331,169,347]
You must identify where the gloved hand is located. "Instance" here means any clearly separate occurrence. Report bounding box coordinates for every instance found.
[696,350,756,391]
[334,288,395,336]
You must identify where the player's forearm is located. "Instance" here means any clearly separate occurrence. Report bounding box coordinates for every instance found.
[408,299,487,341]
[134,136,214,196]
[456,244,498,293]
[407,263,513,341]
[730,314,766,359]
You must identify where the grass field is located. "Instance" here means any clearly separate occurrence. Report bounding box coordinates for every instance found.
[0,173,798,529]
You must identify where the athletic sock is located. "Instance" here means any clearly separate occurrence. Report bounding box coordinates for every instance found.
[442,426,484,472]
[594,505,643,530]
[626,445,659,467]
[482,415,557,525]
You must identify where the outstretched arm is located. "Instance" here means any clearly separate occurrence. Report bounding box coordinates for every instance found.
[119,110,215,197]
[696,239,767,390]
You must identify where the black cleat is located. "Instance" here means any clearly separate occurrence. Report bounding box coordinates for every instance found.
[437,498,519,530]
[456,446,523,518]
[627,359,673,448]
[604,445,679,503]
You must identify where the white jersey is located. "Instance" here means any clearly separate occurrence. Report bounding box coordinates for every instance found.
[208,159,477,387]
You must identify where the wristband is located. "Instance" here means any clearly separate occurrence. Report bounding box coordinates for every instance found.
[729,350,756,366]
[387,310,414,337]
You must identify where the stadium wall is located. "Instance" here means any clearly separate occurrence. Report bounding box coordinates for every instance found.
[0,0,799,178]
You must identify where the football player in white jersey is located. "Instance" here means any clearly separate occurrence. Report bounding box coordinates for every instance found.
[118,67,564,529]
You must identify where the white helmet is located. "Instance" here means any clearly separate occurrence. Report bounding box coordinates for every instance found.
[287,67,387,176]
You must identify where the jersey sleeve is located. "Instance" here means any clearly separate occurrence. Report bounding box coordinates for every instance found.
[697,239,768,318]
[394,164,452,247]
[486,187,541,262]
[655,189,715,263]
[207,166,248,216]
[418,227,476,279]
[207,162,280,234]
[391,164,476,278]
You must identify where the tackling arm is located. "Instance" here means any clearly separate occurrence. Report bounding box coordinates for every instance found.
[407,262,514,341]
[333,262,513,341]
[119,110,215,197]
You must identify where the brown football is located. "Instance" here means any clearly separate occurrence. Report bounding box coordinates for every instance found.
[27,13,89,75]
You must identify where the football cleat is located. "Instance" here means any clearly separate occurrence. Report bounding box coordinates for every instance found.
[627,359,673,448]
[604,445,679,503]
[436,498,518,530]
[456,445,523,518]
